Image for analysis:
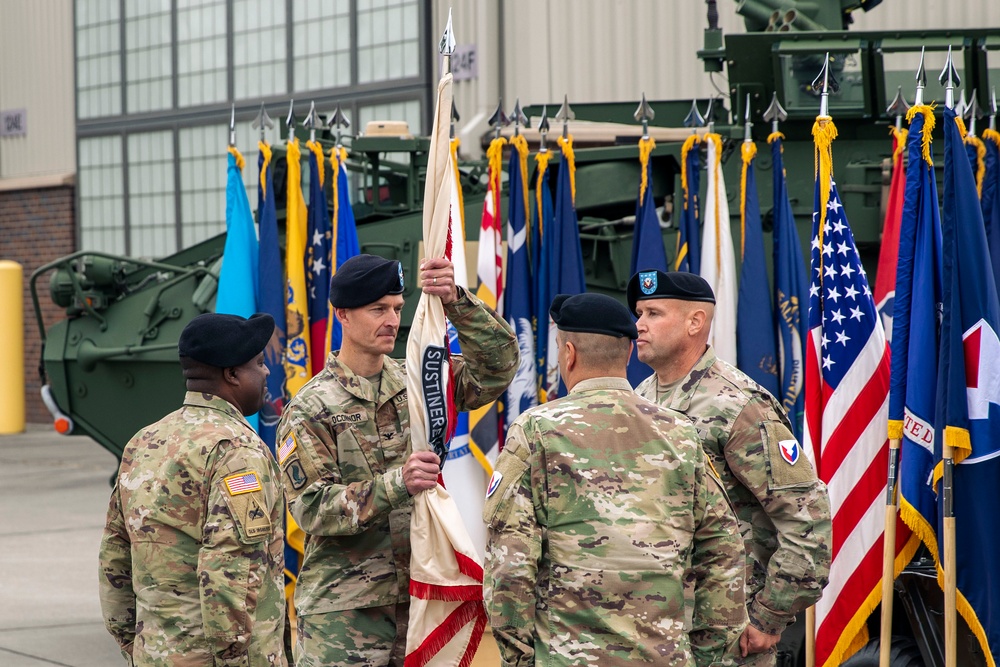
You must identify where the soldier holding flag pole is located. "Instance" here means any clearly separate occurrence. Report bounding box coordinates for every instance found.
[275,13,517,666]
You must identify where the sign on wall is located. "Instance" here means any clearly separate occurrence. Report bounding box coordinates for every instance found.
[1,109,27,137]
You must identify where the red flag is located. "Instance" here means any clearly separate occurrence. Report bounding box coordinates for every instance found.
[873,127,907,344]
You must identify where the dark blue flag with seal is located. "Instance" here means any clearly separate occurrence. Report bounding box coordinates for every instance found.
[934,106,1000,663]
[629,136,668,386]
[675,134,701,273]
[736,140,779,396]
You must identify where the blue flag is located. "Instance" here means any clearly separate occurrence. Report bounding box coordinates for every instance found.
[218,148,260,430]
[888,107,942,563]
[531,155,553,403]
[982,130,1000,296]
[255,143,297,594]
[736,142,779,396]
[935,106,1000,663]
[771,134,809,441]
[675,135,701,273]
[305,142,332,377]
[502,136,537,430]
[629,138,669,386]
[329,147,360,352]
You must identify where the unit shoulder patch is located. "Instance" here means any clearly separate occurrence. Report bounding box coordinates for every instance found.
[762,420,815,489]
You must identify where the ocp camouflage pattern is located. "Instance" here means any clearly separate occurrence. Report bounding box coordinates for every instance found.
[637,347,832,645]
[276,288,516,626]
[484,376,747,667]
[99,392,287,666]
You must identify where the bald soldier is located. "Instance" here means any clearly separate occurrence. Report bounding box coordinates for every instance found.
[628,270,832,666]
[276,254,518,666]
[99,312,288,666]
[484,292,747,667]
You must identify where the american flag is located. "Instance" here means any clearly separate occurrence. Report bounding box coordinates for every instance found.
[805,177,891,667]
[224,472,262,496]
[276,434,296,465]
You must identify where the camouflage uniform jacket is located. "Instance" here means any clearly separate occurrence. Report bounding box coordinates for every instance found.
[99,392,287,667]
[484,377,748,667]
[636,347,832,635]
[276,288,517,616]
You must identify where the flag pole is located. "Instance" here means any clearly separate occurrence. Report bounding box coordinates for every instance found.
[806,52,840,667]
[878,73,914,667]
[938,45,959,667]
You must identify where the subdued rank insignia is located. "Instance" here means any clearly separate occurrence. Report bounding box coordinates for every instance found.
[224,471,262,495]
[285,458,307,490]
[277,434,297,465]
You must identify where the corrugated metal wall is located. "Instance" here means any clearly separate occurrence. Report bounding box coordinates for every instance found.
[434,0,1000,157]
[0,0,75,184]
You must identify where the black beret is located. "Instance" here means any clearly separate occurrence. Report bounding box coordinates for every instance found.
[329,254,405,308]
[626,269,716,316]
[549,293,638,339]
[179,312,275,368]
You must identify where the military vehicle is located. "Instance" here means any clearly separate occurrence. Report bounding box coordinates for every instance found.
[30,1,999,665]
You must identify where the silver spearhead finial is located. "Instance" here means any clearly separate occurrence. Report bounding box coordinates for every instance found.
[326,104,350,148]
[762,92,787,134]
[555,94,574,140]
[990,87,998,132]
[743,93,753,143]
[251,102,274,142]
[634,93,655,140]
[956,89,967,120]
[705,97,717,133]
[303,101,320,143]
[511,98,528,137]
[886,86,911,131]
[811,52,839,117]
[537,105,550,153]
[914,47,927,106]
[229,103,236,147]
[440,8,455,72]
[488,98,509,141]
[684,99,706,130]
[966,89,983,137]
[285,100,296,142]
[938,45,960,110]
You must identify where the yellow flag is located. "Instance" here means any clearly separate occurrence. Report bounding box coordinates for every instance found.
[284,138,311,396]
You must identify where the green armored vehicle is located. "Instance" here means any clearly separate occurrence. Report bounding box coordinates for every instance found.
[31,1,1000,665]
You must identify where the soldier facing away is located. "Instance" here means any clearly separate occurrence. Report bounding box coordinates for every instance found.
[275,253,518,666]
[629,270,832,666]
[99,312,288,666]
[484,292,747,667]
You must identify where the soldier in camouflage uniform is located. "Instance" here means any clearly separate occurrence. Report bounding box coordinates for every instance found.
[99,312,288,666]
[628,270,832,666]
[276,254,517,666]
[484,293,747,667]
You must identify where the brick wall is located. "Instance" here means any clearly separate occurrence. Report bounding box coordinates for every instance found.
[0,186,75,424]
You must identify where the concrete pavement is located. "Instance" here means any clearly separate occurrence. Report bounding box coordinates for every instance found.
[0,426,122,666]
[0,426,502,666]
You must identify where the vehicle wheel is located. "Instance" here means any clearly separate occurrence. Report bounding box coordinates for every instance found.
[841,636,924,667]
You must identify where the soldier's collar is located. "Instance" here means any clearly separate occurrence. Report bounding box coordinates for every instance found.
[329,353,406,404]
[183,391,253,429]
[671,347,717,411]
[570,376,633,395]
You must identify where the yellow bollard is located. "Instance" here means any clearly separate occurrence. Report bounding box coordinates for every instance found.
[0,260,25,434]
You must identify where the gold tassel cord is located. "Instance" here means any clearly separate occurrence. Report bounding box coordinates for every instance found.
[557,134,576,205]
[535,151,552,238]
[680,134,700,211]
[510,134,531,225]
[306,140,325,189]
[450,137,466,235]
[890,126,909,162]
[329,146,348,260]
[812,116,839,280]
[228,145,245,171]
[740,141,757,260]
[906,105,936,167]
[966,134,987,198]
[638,136,656,202]
[258,141,272,200]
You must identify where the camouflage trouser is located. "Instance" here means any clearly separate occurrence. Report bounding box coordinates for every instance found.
[737,647,776,666]
[296,603,409,667]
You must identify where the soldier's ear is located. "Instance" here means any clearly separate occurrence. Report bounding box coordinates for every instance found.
[688,308,708,336]
[222,365,241,387]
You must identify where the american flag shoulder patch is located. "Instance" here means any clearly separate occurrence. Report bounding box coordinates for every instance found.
[224,471,262,496]
[277,434,297,464]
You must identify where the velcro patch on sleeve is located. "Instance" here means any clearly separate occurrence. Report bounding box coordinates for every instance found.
[277,433,297,465]
[762,421,816,489]
[224,471,262,495]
